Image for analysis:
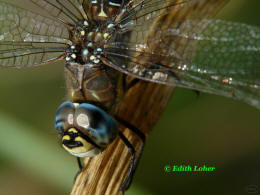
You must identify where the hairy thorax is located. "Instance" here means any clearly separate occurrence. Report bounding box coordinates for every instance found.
[64,20,120,106]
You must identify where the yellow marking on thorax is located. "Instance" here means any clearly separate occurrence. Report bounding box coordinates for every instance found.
[98,3,108,17]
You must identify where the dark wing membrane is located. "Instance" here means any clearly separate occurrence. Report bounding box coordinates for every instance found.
[0,1,69,67]
[105,19,260,108]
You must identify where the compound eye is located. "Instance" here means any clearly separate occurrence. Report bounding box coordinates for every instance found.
[55,102,75,137]
[74,103,118,148]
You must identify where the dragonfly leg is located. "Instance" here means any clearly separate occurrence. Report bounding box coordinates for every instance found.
[73,157,83,183]
[126,78,140,91]
[116,117,146,192]
[122,74,140,92]
[193,90,200,97]
[118,131,135,195]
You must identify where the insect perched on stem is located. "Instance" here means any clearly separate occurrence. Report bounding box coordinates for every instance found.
[0,0,259,194]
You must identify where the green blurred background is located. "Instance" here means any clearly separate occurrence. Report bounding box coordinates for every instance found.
[0,0,259,194]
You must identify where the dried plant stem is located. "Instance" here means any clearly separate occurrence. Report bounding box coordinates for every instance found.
[71,80,175,195]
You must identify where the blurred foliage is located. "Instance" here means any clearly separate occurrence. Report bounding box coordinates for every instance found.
[0,0,259,195]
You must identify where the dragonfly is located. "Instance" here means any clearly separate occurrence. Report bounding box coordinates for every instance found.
[0,0,259,194]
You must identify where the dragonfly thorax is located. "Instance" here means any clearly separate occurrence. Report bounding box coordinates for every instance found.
[66,21,114,65]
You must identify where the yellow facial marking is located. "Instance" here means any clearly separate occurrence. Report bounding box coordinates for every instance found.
[75,136,93,151]
[62,135,70,141]
[68,128,78,133]
[62,135,93,154]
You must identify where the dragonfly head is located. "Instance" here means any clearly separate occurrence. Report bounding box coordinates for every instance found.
[55,102,118,157]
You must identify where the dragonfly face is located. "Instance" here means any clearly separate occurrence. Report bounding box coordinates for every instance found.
[55,101,118,157]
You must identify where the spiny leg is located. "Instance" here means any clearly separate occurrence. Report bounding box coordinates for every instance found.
[192,89,200,97]
[116,117,146,191]
[73,157,83,183]
[118,131,135,195]
[125,137,145,190]
[122,74,140,92]
[77,157,83,170]
[116,117,146,143]
[126,78,140,91]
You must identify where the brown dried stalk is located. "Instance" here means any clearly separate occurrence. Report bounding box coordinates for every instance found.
[71,1,228,194]
[71,80,175,195]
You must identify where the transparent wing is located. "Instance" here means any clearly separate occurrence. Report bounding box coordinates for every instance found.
[117,0,229,32]
[105,19,260,108]
[0,1,70,68]
[30,0,86,24]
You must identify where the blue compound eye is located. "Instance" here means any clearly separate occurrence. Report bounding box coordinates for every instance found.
[55,102,75,137]
[74,103,118,146]
[54,102,118,157]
